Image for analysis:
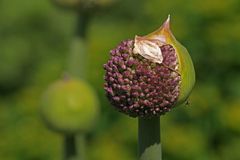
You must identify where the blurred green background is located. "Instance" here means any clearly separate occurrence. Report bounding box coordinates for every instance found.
[0,0,240,159]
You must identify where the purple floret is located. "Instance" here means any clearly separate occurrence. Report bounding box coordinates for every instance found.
[104,40,180,117]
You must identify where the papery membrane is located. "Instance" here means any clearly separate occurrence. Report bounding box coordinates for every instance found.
[133,36,164,64]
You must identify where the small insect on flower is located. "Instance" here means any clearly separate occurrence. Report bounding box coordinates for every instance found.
[104,15,195,118]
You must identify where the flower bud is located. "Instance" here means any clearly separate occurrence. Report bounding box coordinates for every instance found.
[40,77,99,133]
[104,16,195,117]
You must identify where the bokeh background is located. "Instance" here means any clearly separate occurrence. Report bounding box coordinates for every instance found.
[1,0,240,159]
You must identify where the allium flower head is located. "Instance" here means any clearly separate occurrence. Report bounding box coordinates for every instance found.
[104,16,195,117]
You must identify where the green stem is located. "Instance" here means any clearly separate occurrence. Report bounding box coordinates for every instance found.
[76,11,90,39]
[76,134,86,160]
[138,117,162,160]
[68,11,90,79]
[64,134,85,160]
[68,37,87,78]
[64,11,90,160]
[64,134,77,160]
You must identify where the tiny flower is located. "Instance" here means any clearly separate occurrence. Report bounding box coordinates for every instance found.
[104,16,195,118]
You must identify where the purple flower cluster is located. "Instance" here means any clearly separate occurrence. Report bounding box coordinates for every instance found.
[104,40,181,117]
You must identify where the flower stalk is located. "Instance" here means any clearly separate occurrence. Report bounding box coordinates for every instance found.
[68,11,90,78]
[64,134,86,160]
[138,117,161,160]
[41,8,93,160]
[64,135,77,159]
[64,11,91,160]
